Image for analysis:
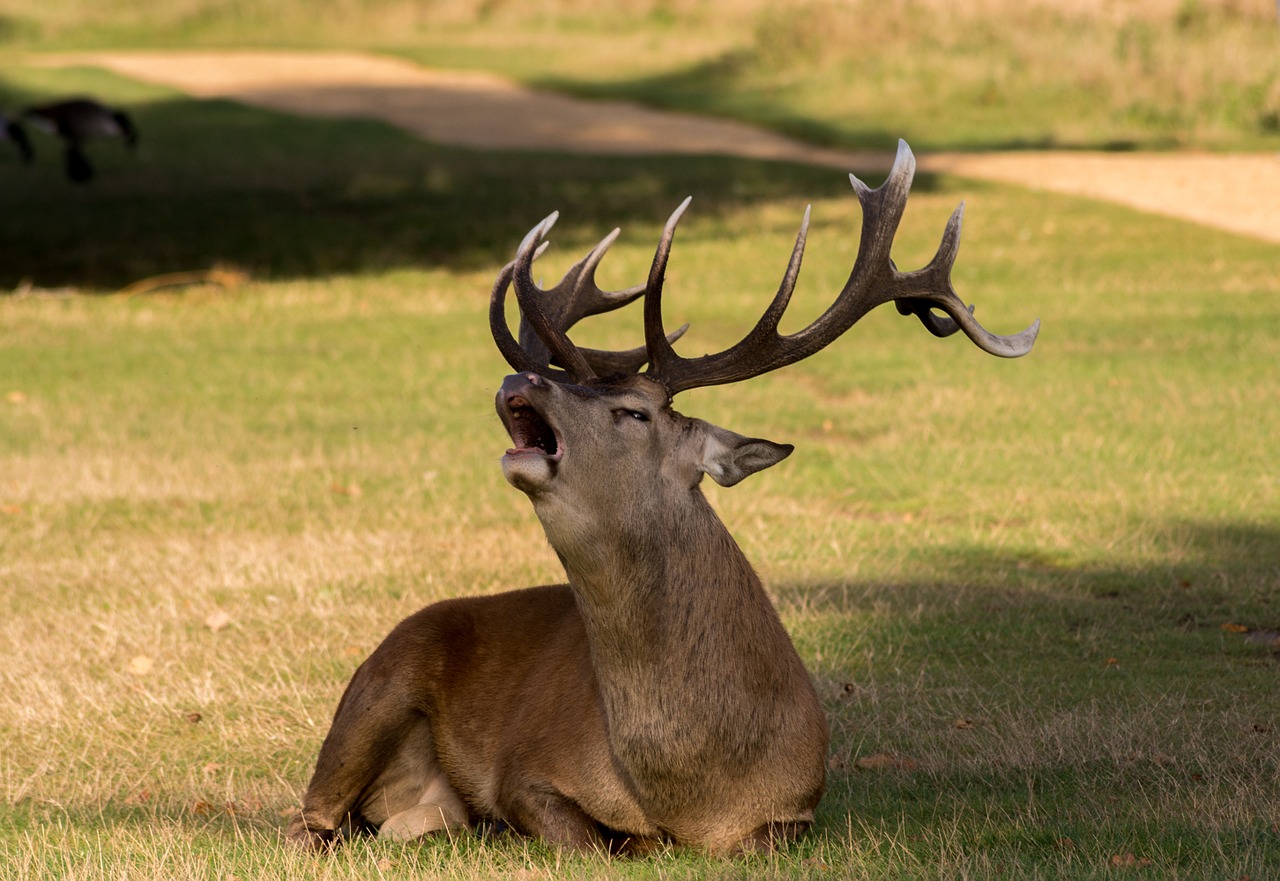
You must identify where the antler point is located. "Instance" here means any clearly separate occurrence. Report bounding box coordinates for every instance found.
[668,196,693,229]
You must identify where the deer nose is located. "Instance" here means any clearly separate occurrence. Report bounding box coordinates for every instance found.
[500,372,544,401]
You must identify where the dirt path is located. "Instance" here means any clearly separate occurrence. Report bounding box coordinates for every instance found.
[35,50,1280,245]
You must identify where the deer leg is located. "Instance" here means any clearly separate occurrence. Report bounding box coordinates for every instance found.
[499,786,606,851]
[287,657,447,849]
[378,773,470,841]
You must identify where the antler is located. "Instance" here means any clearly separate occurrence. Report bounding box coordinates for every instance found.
[642,140,1040,397]
[490,213,687,381]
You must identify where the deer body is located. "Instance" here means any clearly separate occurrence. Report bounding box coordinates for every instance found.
[499,371,828,848]
[288,141,1037,855]
[291,372,826,852]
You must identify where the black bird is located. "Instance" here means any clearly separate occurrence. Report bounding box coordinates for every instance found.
[24,98,138,183]
[1,111,33,163]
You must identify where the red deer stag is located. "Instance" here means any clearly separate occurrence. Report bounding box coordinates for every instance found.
[286,141,1038,855]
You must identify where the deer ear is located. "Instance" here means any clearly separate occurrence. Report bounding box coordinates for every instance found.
[696,422,793,487]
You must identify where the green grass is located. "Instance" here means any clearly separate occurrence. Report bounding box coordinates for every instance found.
[2,59,1279,881]
[4,0,1280,152]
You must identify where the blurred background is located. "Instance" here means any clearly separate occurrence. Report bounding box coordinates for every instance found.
[2,0,1279,289]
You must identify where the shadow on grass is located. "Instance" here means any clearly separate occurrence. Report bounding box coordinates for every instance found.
[0,81,940,291]
[781,517,1279,757]
[779,519,1280,622]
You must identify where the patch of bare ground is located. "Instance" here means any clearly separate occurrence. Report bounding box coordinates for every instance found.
[32,50,1280,244]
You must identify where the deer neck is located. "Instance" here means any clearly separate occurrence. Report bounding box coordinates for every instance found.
[553,490,759,641]
[541,489,802,798]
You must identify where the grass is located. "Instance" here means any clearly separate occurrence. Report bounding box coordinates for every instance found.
[2,44,1279,881]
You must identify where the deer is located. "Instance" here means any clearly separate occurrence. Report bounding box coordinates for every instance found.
[285,141,1038,856]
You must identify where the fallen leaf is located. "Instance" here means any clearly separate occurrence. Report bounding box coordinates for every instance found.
[6,391,26,404]
[855,752,920,772]
[1106,657,1119,666]
[954,718,975,729]
[127,655,154,676]
[204,609,231,632]
[202,762,222,777]
[342,645,363,657]
[185,712,203,724]
[1221,622,1250,633]
[1109,853,1152,868]
[191,800,214,815]
[330,482,362,497]
[124,788,151,806]
[1,504,21,515]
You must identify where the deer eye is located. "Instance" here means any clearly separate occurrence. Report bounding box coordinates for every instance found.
[613,408,649,423]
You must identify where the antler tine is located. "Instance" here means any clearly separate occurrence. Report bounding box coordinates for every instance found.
[490,260,544,375]
[642,196,693,382]
[641,144,916,397]
[495,213,685,379]
[642,139,1038,397]
[566,227,648,321]
[516,227,647,347]
[889,201,1040,357]
[645,201,815,396]
[511,213,598,383]
[893,203,967,338]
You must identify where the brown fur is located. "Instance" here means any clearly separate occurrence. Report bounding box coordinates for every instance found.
[288,373,827,854]
[289,158,1038,855]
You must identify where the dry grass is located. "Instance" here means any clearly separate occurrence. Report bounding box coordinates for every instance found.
[0,60,1277,875]
[5,0,1279,149]
[4,184,1278,877]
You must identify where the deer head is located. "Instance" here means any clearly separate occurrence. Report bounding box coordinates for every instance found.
[491,140,1037,551]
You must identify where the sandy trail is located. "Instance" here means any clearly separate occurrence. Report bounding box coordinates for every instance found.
[34,50,1280,245]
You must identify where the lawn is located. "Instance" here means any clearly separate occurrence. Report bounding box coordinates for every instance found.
[1,13,1279,881]
[4,0,1280,152]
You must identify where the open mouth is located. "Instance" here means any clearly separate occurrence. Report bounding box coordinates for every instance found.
[504,395,563,461]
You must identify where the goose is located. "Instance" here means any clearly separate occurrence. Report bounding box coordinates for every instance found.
[1,111,33,163]
[24,98,137,182]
